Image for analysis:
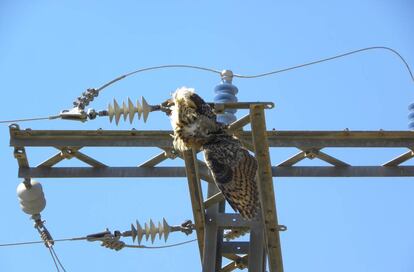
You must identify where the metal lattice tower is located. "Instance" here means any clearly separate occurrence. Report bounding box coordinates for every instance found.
[9,73,414,270]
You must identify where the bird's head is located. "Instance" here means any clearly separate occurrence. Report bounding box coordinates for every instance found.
[172,87,198,109]
[161,87,201,116]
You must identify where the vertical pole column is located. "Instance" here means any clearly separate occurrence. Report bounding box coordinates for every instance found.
[248,219,266,271]
[250,105,284,272]
[183,149,205,260]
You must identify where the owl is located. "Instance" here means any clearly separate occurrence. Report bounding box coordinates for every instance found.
[165,87,259,220]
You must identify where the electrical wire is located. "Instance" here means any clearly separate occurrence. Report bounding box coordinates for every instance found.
[96,64,222,92]
[50,246,67,272]
[94,46,413,93]
[0,115,60,124]
[48,247,60,272]
[232,46,414,81]
[124,238,197,249]
[0,46,412,124]
[0,237,85,247]
[0,237,197,249]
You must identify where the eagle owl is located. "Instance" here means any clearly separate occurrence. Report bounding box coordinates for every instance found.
[165,87,259,220]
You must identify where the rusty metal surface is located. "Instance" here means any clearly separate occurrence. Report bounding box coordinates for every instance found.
[8,112,414,272]
[182,149,205,261]
[250,105,283,272]
[10,127,414,148]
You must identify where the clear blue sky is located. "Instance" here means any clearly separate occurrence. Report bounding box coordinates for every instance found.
[1,1,414,271]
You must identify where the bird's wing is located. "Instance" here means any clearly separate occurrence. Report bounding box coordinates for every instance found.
[203,137,260,220]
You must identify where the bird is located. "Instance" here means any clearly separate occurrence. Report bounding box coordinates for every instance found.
[163,87,260,220]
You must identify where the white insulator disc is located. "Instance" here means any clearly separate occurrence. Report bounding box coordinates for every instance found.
[19,198,46,215]
[16,180,46,215]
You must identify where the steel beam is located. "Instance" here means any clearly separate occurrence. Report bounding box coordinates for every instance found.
[250,104,283,272]
[13,147,29,168]
[312,149,350,166]
[10,127,414,148]
[182,149,205,261]
[203,182,224,272]
[207,213,251,228]
[266,131,414,148]
[68,149,107,168]
[37,147,79,167]
[222,242,250,254]
[277,150,307,167]
[204,192,225,209]
[382,150,414,166]
[227,114,251,131]
[248,219,265,272]
[221,255,248,272]
[18,166,414,178]
[272,166,414,177]
[138,151,169,167]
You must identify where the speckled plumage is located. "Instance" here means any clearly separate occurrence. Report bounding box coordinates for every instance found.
[167,87,259,220]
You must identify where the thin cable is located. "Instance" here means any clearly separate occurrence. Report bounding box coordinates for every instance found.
[124,238,197,249]
[0,237,86,247]
[48,247,60,272]
[1,46,412,124]
[51,246,67,272]
[96,65,221,92]
[233,46,414,82]
[0,115,60,124]
[0,237,196,250]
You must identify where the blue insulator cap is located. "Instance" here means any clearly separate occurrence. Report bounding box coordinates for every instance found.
[214,71,239,125]
[408,103,414,130]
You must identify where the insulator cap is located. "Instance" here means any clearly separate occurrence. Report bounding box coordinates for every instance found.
[214,70,238,125]
[17,180,46,215]
[409,103,414,130]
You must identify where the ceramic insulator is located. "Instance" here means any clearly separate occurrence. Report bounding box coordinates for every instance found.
[107,97,151,125]
[214,70,238,125]
[408,103,414,129]
[130,218,171,245]
[16,180,46,215]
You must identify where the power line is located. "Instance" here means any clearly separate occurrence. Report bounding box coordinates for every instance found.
[50,246,67,272]
[48,247,61,272]
[96,64,222,92]
[0,46,412,124]
[0,237,197,249]
[0,237,84,247]
[124,239,197,249]
[0,115,60,124]
[95,46,413,93]
[232,46,414,80]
